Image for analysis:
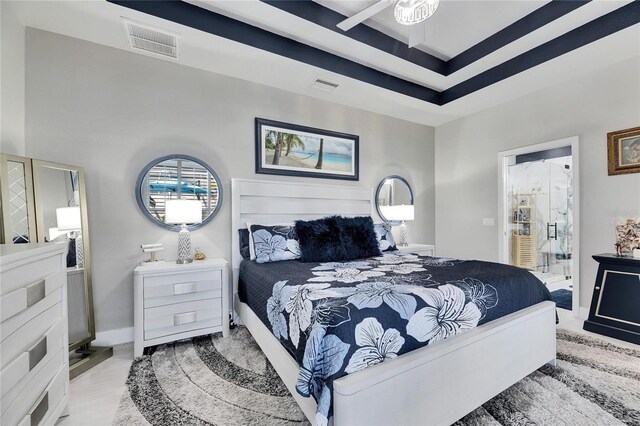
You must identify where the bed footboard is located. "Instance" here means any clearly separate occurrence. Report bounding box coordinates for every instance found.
[332,301,556,426]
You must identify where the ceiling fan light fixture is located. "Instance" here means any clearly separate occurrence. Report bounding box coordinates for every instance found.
[394,0,439,25]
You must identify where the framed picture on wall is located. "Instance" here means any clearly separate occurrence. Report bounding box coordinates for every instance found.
[255,118,359,181]
[608,126,640,176]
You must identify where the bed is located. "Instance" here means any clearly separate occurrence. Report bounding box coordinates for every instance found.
[231,178,556,426]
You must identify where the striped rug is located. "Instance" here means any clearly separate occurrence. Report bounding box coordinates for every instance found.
[114,327,640,426]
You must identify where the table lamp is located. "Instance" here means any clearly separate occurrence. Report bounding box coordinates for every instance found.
[57,206,83,267]
[380,204,414,247]
[165,199,202,264]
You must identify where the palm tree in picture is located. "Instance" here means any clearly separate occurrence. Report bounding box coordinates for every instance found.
[268,131,285,165]
[284,134,306,156]
[315,138,324,169]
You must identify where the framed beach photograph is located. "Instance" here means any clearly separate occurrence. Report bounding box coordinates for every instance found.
[255,118,359,181]
[608,126,640,176]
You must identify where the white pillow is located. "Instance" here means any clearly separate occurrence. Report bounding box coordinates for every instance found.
[246,222,296,260]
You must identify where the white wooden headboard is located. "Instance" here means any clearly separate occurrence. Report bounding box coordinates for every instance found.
[231,178,372,298]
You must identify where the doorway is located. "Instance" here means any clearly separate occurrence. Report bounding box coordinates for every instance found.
[499,137,580,316]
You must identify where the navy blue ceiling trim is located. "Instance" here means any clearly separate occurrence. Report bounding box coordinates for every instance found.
[262,0,590,76]
[441,1,640,104]
[108,0,441,104]
[108,0,640,107]
[261,0,447,75]
[447,0,590,73]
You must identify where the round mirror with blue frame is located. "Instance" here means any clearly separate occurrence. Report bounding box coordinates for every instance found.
[135,154,223,231]
[375,175,413,223]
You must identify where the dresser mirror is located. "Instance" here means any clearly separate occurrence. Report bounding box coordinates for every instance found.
[0,155,111,378]
[0,154,37,244]
[135,154,223,230]
[375,175,414,222]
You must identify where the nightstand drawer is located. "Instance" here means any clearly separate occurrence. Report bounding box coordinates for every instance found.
[144,299,222,339]
[143,270,221,308]
[143,270,221,295]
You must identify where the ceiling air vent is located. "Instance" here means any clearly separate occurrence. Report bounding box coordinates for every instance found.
[310,78,340,93]
[122,18,180,59]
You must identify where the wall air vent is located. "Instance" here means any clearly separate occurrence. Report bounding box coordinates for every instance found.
[310,78,340,93]
[122,18,180,59]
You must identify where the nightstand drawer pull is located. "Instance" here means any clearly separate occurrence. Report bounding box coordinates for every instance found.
[28,336,47,371]
[174,311,197,326]
[29,391,48,426]
[173,282,197,295]
[26,280,46,308]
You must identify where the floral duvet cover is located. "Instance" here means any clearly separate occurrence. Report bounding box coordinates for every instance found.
[238,252,552,425]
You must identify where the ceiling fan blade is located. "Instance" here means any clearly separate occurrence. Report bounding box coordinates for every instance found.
[336,0,392,32]
[408,21,426,48]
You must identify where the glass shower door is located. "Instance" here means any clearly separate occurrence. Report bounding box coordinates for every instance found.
[544,162,572,278]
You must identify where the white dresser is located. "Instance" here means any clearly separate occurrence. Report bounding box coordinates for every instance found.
[0,243,69,426]
[134,258,229,357]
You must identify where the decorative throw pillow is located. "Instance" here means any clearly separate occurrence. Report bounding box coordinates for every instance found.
[339,216,381,260]
[295,216,347,262]
[373,223,397,252]
[249,224,301,264]
[295,216,381,262]
[238,228,251,260]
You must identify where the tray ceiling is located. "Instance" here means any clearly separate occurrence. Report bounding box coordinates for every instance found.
[8,0,640,126]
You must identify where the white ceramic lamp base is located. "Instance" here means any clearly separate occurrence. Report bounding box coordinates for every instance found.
[398,221,409,247]
[75,233,84,268]
[176,225,193,264]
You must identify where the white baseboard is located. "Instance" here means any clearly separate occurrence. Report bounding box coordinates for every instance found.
[94,326,134,346]
[578,307,589,321]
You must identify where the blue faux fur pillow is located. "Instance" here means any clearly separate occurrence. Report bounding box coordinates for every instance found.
[295,216,381,262]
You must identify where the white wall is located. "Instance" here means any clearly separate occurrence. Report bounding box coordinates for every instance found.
[25,29,436,335]
[0,1,26,156]
[435,56,640,310]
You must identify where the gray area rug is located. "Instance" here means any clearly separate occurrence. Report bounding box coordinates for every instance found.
[114,327,640,426]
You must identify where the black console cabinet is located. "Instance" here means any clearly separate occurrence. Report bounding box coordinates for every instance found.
[583,254,640,345]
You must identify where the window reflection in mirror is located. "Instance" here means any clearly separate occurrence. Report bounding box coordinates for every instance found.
[136,155,223,231]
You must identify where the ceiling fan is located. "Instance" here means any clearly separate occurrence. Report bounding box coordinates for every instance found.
[336,0,439,48]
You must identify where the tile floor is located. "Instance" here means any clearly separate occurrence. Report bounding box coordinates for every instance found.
[55,310,637,426]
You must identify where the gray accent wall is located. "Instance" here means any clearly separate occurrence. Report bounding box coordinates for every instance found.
[25,29,436,335]
[435,57,640,310]
[1,2,26,156]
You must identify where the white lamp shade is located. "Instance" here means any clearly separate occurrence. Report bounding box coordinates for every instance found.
[165,200,202,225]
[381,204,414,221]
[56,206,81,231]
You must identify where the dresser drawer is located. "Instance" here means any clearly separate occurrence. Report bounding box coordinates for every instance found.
[1,319,65,404]
[144,299,222,340]
[0,347,65,425]
[13,361,66,426]
[1,287,63,346]
[1,270,65,323]
[0,305,66,382]
[0,251,64,296]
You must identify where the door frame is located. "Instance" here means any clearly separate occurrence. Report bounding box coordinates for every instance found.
[498,136,580,317]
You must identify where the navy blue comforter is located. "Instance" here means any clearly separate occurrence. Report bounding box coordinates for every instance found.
[238,252,552,425]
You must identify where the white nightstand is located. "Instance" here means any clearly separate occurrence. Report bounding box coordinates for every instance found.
[133,258,229,357]
[396,244,435,256]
